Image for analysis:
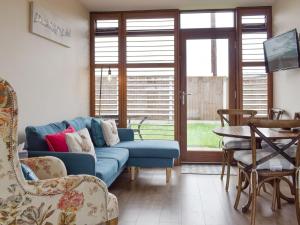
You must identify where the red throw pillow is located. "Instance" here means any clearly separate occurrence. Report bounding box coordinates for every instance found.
[45,126,75,152]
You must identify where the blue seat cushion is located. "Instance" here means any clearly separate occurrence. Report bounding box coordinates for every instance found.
[91,119,106,147]
[114,140,180,158]
[21,164,39,181]
[95,147,129,169]
[95,158,118,185]
[63,117,92,132]
[25,122,67,151]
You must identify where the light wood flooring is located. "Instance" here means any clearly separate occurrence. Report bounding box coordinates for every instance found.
[109,166,298,225]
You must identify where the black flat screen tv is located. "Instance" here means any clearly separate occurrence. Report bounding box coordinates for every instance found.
[264,29,300,73]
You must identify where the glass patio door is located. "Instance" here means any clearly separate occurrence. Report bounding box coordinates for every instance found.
[180,32,236,162]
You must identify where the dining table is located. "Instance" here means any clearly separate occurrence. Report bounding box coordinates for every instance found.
[213,125,300,140]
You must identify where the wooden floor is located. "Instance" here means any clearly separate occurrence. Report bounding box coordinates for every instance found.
[109,166,298,225]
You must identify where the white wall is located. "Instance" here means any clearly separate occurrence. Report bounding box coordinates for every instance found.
[0,0,89,141]
[273,0,300,118]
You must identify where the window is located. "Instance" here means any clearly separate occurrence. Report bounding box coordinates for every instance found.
[90,11,179,140]
[236,7,272,117]
[180,11,234,29]
[91,16,121,119]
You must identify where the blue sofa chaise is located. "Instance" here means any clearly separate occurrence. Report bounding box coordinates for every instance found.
[25,117,180,186]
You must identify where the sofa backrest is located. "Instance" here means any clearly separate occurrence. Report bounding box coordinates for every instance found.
[63,117,92,132]
[25,122,67,151]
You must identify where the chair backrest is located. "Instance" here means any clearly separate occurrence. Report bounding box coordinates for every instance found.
[269,108,285,120]
[0,78,27,199]
[248,119,300,170]
[217,109,257,127]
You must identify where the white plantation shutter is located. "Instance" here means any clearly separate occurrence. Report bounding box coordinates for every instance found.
[125,15,177,140]
[237,8,272,117]
[91,11,178,139]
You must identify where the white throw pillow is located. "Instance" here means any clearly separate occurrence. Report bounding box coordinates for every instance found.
[65,128,96,160]
[101,120,120,146]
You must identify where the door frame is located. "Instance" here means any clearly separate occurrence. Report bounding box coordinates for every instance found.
[179,28,237,163]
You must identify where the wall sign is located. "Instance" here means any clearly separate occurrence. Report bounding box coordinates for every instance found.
[30,2,72,47]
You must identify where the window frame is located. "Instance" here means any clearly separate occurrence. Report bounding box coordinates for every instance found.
[90,10,180,140]
[236,6,273,121]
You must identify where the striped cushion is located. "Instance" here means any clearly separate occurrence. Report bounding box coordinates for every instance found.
[234,148,295,171]
[223,137,251,150]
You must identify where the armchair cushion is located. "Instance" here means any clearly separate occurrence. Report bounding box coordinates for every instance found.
[21,163,38,181]
[91,118,106,147]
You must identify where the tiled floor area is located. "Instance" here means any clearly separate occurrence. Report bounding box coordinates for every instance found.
[109,166,297,225]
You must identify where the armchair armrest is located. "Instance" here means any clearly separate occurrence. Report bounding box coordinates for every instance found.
[118,128,134,141]
[27,151,96,176]
[21,156,67,179]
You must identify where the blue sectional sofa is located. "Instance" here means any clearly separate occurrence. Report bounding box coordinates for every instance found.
[25,117,180,186]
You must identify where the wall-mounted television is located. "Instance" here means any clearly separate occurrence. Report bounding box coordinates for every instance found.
[263,29,300,73]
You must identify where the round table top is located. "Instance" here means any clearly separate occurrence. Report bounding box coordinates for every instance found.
[213,126,300,139]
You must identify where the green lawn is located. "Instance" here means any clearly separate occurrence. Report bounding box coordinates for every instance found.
[131,121,221,148]
[187,122,221,148]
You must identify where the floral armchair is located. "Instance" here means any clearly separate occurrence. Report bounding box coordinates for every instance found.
[0,78,118,225]
[297,168,300,225]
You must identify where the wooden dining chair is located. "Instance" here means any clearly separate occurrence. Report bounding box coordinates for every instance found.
[269,108,285,120]
[234,119,300,225]
[296,167,300,225]
[217,109,257,192]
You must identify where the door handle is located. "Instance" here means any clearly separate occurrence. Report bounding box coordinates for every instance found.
[181,91,191,105]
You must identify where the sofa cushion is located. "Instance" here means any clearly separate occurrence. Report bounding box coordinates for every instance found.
[66,128,96,159]
[101,120,120,146]
[114,140,180,158]
[91,119,106,147]
[25,122,67,151]
[21,163,38,181]
[95,147,129,169]
[63,117,92,132]
[45,126,75,152]
[95,158,118,185]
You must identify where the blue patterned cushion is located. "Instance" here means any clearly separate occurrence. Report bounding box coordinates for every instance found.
[91,119,106,147]
[21,163,38,180]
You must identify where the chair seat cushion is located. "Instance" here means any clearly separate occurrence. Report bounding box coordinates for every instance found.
[234,149,295,171]
[95,158,118,185]
[114,140,180,158]
[223,137,251,150]
[95,147,129,169]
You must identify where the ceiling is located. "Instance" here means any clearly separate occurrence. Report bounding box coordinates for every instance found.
[78,0,277,12]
